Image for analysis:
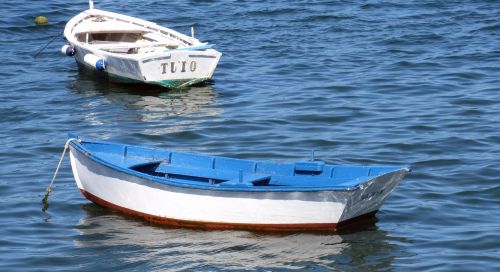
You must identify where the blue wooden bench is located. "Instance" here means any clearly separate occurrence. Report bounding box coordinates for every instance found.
[155,164,271,186]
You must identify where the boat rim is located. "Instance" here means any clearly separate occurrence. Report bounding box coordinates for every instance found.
[63,8,221,59]
[69,138,411,193]
[64,8,195,43]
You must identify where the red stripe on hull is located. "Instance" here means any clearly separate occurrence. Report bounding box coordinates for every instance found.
[80,189,377,232]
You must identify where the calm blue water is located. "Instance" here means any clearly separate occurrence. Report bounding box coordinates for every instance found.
[1,0,499,270]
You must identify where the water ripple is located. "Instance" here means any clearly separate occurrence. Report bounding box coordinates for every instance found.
[0,0,499,271]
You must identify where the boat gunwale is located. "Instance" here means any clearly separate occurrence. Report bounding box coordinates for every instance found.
[64,8,222,60]
[69,139,410,193]
[66,8,194,44]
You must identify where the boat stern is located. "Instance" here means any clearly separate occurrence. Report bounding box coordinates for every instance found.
[139,49,222,88]
[338,167,410,224]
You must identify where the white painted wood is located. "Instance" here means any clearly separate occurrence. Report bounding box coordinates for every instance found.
[63,8,221,87]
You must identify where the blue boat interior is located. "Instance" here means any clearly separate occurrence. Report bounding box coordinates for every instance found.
[78,141,404,189]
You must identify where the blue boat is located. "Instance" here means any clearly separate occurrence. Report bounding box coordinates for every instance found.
[68,135,410,231]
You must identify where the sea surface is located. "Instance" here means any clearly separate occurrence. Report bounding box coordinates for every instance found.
[0,0,499,271]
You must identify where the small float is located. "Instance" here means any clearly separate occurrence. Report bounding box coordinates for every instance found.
[68,135,410,232]
[61,1,221,88]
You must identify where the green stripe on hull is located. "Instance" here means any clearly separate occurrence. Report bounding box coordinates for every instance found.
[148,78,210,88]
[109,73,209,89]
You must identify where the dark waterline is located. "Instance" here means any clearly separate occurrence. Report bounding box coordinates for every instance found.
[0,0,499,271]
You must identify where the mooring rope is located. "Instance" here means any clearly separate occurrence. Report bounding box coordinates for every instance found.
[33,31,63,58]
[42,138,78,207]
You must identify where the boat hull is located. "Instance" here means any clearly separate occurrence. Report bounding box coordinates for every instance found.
[72,43,221,88]
[69,143,407,232]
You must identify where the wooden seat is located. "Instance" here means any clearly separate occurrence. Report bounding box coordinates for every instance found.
[156,164,271,186]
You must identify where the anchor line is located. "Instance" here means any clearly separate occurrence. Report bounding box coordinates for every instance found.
[42,138,78,203]
[33,31,63,58]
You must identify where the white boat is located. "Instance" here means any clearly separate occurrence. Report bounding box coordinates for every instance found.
[68,135,411,232]
[61,1,221,88]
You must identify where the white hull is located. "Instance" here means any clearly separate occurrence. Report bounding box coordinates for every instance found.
[64,8,221,88]
[69,145,407,231]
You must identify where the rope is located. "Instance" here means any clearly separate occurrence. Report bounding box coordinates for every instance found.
[42,138,77,208]
[33,31,63,58]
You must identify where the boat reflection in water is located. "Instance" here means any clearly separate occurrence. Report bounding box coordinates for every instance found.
[67,67,222,135]
[74,205,404,270]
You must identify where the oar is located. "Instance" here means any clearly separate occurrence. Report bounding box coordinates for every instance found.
[33,31,63,59]
[168,44,215,52]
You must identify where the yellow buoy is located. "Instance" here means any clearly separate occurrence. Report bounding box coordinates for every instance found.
[34,16,48,25]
